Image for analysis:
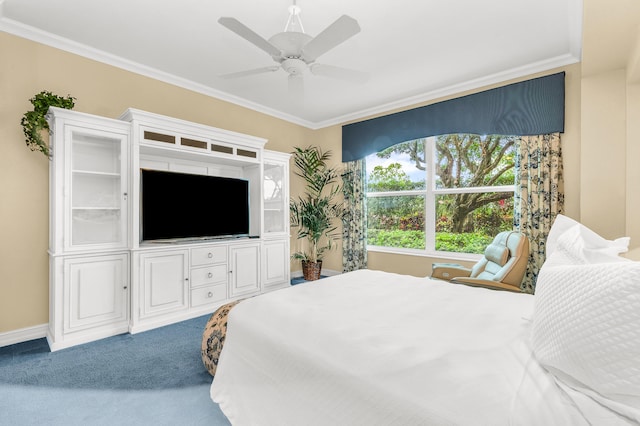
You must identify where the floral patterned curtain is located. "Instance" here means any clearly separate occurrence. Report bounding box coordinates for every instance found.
[514,133,564,293]
[342,159,368,272]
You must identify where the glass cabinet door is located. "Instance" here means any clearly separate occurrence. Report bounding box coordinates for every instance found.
[263,161,286,234]
[67,126,127,249]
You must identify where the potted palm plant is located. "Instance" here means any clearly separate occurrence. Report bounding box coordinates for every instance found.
[290,146,345,280]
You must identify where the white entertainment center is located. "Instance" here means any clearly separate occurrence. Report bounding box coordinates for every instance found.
[46,107,290,351]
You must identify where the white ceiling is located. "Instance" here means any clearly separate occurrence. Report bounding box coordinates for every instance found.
[0,0,582,129]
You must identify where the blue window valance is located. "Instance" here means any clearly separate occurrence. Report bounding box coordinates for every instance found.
[341,72,565,162]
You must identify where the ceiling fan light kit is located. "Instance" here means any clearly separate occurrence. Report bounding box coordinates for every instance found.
[284,3,304,33]
[218,0,368,93]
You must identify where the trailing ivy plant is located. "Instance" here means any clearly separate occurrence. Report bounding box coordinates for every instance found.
[21,91,76,157]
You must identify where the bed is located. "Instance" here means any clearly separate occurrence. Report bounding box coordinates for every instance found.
[207,216,640,425]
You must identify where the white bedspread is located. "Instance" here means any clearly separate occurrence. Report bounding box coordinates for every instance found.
[210,269,634,425]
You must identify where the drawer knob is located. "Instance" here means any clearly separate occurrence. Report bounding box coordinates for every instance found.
[208,272,213,278]
[208,253,213,258]
[207,292,213,298]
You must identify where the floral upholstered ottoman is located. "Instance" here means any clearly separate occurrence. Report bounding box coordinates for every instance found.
[201,300,242,376]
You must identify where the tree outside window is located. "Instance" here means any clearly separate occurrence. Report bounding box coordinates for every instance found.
[365,135,515,254]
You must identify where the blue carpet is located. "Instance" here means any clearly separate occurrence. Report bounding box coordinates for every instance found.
[0,315,230,425]
[290,275,327,285]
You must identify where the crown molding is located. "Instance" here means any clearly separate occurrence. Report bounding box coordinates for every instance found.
[0,12,316,128]
[317,53,580,129]
[1,0,582,131]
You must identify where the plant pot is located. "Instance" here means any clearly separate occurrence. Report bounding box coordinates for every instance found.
[302,260,323,281]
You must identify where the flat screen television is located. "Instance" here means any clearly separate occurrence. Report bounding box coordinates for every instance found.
[141,169,250,242]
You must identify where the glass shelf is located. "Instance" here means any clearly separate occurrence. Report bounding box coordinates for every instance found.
[68,126,126,248]
[72,174,121,208]
[72,169,121,177]
[72,134,121,175]
[72,207,121,211]
[71,209,122,245]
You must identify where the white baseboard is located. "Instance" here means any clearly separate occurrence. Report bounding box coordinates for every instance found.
[47,324,130,352]
[0,323,48,348]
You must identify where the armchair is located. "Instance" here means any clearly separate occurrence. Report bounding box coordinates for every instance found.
[431,231,530,292]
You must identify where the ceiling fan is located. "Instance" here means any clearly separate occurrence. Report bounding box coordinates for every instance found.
[218,1,368,94]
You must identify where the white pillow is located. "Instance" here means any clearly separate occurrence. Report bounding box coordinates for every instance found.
[544,214,630,266]
[532,218,640,419]
[531,261,640,418]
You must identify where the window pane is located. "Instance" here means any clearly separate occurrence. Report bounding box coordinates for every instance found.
[435,193,514,254]
[365,140,426,191]
[435,134,515,189]
[367,195,425,249]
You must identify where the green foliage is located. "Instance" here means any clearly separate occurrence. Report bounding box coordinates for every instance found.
[290,146,345,263]
[367,196,424,230]
[366,134,517,254]
[368,163,423,191]
[434,232,493,254]
[435,193,513,235]
[434,134,516,188]
[371,135,515,234]
[368,229,425,249]
[21,91,76,157]
[367,230,494,254]
[376,139,427,173]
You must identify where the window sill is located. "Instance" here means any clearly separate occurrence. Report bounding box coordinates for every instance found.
[366,245,482,262]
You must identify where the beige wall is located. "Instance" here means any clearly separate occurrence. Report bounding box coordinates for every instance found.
[579,0,640,258]
[0,32,316,332]
[2,0,639,334]
[580,70,627,238]
[627,82,640,255]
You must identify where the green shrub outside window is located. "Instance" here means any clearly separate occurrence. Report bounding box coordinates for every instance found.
[365,135,515,254]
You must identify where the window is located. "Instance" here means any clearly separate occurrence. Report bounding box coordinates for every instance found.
[365,135,515,255]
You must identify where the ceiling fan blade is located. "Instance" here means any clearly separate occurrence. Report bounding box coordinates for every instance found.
[218,17,282,58]
[310,63,369,83]
[302,15,361,62]
[288,74,304,97]
[219,66,280,79]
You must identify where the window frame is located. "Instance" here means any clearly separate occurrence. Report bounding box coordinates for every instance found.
[365,136,515,259]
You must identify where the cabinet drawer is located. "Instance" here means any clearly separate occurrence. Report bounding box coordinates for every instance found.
[191,246,226,266]
[191,284,226,307]
[191,264,227,287]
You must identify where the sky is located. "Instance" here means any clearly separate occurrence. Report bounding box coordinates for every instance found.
[364,151,426,183]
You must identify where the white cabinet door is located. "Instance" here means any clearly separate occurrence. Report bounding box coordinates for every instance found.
[229,243,260,297]
[48,108,131,255]
[64,254,129,333]
[262,239,289,288]
[263,151,290,236]
[65,125,129,251]
[140,250,189,319]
